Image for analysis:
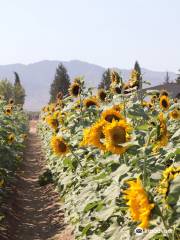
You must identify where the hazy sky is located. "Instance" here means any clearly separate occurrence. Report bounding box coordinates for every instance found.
[0,0,179,71]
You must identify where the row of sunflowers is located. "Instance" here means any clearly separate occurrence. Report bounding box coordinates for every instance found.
[0,96,27,219]
[38,70,180,240]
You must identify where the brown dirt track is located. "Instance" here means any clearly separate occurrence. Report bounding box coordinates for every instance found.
[0,121,73,240]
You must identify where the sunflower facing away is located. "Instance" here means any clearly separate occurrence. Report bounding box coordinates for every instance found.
[80,120,107,151]
[123,178,154,229]
[51,135,68,156]
[158,166,180,201]
[69,82,81,97]
[153,112,168,152]
[159,95,170,111]
[83,97,99,108]
[101,109,124,123]
[103,119,132,154]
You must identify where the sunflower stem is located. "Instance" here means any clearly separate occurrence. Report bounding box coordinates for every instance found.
[79,88,84,124]
[69,147,83,167]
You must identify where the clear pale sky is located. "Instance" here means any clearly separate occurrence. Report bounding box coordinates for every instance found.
[0,0,179,71]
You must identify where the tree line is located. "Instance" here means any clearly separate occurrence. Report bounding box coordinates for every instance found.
[0,63,179,107]
[49,62,180,102]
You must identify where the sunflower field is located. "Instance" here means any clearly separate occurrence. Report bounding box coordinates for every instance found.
[38,71,180,240]
[0,96,27,217]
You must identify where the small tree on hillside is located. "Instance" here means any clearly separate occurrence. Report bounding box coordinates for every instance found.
[98,68,111,90]
[49,64,70,103]
[164,71,170,84]
[0,79,14,101]
[134,61,142,89]
[14,72,26,105]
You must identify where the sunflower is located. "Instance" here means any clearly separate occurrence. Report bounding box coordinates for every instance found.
[97,89,107,102]
[159,95,170,111]
[69,82,81,97]
[111,85,122,94]
[158,166,180,200]
[111,71,120,84]
[153,112,168,152]
[83,97,99,108]
[51,135,68,156]
[5,106,13,115]
[160,90,169,97]
[173,98,178,103]
[169,109,180,120]
[101,109,124,123]
[103,119,132,154]
[123,178,154,229]
[8,133,15,144]
[9,98,14,105]
[0,95,3,100]
[80,120,107,151]
[46,115,59,130]
[112,104,123,112]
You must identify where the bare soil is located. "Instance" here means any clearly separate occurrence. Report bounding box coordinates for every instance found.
[0,121,73,240]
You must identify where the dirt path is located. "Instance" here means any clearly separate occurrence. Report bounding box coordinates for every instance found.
[1,121,73,240]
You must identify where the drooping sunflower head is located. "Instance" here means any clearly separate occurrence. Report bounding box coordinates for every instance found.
[101,109,124,123]
[158,166,180,201]
[123,178,154,229]
[169,108,180,120]
[173,98,178,103]
[80,119,107,151]
[97,89,107,102]
[0,95,3,100]
[153,112,168,152]
[160,90,169,97]
[103,119,132,154]
[159,95,170,111]
[51,135,68,156]
[83,97,99,108]
[69,82,81,97]
[8,133,15,144]
[111,85,122,95]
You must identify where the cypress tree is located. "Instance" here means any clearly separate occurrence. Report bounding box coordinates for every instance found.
[14,72,26,105]
[49,64,70,103]
[164,71,170,84]
[98,68,111,90]
[134,61,142,89]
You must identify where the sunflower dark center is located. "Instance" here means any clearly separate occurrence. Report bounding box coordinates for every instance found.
[86,101,97,107]
[57,141,67,153]
[162,99,168,108]
[112,127,126,145]
[72,85,80,96]
[105,114,120,122]
[99,91,106,100]
[115,87,122,94]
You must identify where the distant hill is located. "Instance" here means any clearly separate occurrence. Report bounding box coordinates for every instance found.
[0,60,177,110]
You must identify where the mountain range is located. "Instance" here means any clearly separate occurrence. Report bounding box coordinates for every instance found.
[0,60,177,110]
